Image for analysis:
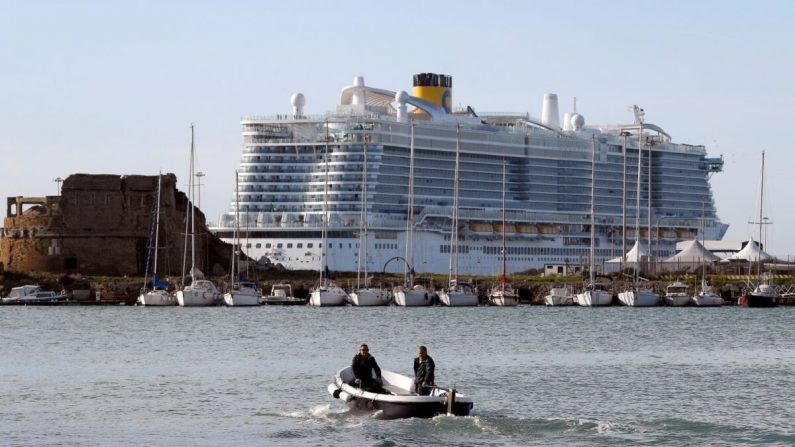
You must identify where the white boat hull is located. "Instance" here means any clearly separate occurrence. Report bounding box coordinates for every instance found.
[438,291,479,306]
[489,294,518,306]
[137,290,176,306]
[349,288,391,306]
[176,288,220,307]
[663,294,691,306]
[692,292,724,306]
[393,288,432,307]
[223,290,260,306]
[575,290,612,307]
[618,289,659,307]
[309,287,348,306]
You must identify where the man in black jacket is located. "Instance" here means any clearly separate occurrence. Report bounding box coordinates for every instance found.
[351,344,382,392]
[413,345,435,395]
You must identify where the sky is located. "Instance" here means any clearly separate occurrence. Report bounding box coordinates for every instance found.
[2,1,794,256]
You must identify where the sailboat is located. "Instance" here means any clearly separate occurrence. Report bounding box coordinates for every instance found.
[576,138,612,307]
[488,160,518,306]
[739,151,778,308]
[393,123,433,307]
[310,121,348,307]
[223,171,261,306]
[350,135,390,306]
[177,125,221,306]
[691,204,723,306]
[137,173,176,306]
[438,125,479,307]
[617,134,659,307]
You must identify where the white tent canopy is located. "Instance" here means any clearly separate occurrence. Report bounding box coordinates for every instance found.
[663,239,720,264]
[607,240,649,264]
[722,238,773,262]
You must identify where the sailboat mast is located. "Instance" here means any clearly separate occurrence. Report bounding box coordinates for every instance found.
[757,151,765,279]
[321,120,330,287]
[405,123,416,282]
[152,173,162,290]
[621,132,628,272]
[635,126,643,284]
[501,160,507,285]
[232,170,240,286]
[449,125,461,284]
[189,124,196,284]
[700,202,706,291]
[589,137,596,284]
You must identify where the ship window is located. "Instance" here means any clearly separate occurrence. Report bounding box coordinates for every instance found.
[297,243,303,248]
[246,243,252,248]
[348,243,352,248]
[255,243,262,248]
[339,243,343,248]
[328,243,332,248]
[307,243,313,248]
[266,243,272,248]
[277,243,283,248]
[287,243,293,248]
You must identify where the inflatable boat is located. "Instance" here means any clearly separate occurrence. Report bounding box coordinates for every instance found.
[327,366,473,419]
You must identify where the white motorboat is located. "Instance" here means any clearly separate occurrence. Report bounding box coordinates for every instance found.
[223,281,261,307]
[2,285,69,304]
[618,287,659,307]
[328,366,473,419]
[576,283,613,307]
[349,288,391,306]
[177,279,221,306]
[438,280,479,307]
[260,283,306,305]
[545,286,575,306]
[663,281,690,306]
[692,280,724,306]
[393,284,433,307]
[137,174,176,307]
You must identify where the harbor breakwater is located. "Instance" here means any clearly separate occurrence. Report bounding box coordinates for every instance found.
[3,271,794,305]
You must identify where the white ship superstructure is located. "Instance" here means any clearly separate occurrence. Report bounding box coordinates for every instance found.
[212,74,727,276]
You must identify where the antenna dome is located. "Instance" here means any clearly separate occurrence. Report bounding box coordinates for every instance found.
[291,93,306,108]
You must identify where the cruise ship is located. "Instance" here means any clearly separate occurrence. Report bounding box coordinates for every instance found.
[211,73,727,276]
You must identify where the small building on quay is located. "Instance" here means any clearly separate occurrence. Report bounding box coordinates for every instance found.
[0,173,233,276]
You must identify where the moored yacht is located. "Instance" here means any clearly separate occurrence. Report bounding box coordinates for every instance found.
[692,280,724,306]
[393,283,432,307]
[223,280,261,307]
[576,282,613,307]
[177,279,222,306]
[545,286,575,306]
[349,287,391,306]
[438,280,479,307]
[663,281,690,306]
[137,174,176,307]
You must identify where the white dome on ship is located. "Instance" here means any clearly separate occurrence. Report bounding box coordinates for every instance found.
[291,93,306,108]
[571,113,585,130]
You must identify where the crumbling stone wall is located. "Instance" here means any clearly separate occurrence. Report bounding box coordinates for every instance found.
[0,173,232,276]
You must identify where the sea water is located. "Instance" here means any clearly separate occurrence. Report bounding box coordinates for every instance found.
[1,305,794,446]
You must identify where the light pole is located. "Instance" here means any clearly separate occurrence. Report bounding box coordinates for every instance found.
[195,171,205,210]
[53,177,64,195]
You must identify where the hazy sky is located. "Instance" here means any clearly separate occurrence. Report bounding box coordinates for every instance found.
[2,1,794,256]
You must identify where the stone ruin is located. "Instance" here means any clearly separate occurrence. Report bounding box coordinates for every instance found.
[0,173,233,276]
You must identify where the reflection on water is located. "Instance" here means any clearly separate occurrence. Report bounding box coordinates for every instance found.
[2,306,795,446]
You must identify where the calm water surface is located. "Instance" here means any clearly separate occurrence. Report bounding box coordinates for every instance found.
[2,305,794,446]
